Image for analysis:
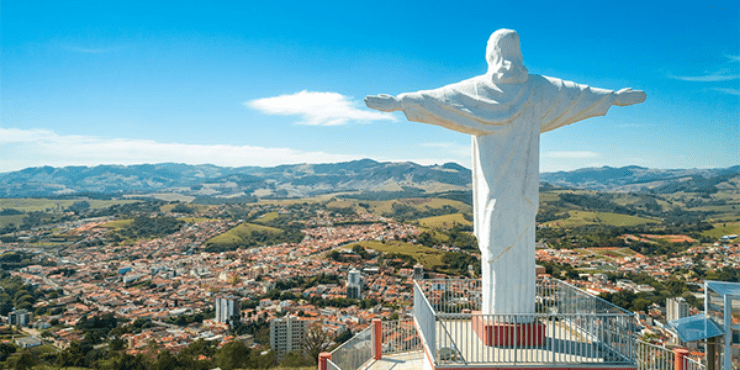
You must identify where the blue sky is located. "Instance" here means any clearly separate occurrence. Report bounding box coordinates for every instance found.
[1,0,738,173]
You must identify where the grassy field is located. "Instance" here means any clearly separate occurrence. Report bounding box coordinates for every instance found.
[544,210,659,228]
[0,199,137,213]
[179,217,210,223]
[417,213,472,229]
[206,222,283,246]
[0,214,25,228]
[701,221,740,239]
[128,193,195,202]
[254,211,279,223]
[539,192,560,202]
[353,240,445,270]
[585,247,640,260]
[364,198,472,218]
[160,203,214,213]
[99,219,134,229]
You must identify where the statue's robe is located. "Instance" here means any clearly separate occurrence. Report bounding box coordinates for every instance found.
[398,74,615,315]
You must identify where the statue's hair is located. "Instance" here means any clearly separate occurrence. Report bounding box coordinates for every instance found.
[486,29,528,84]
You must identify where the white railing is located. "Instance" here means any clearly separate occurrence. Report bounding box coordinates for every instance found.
[684,356,706,370]
[413,278,637,367]
[434,312,634,366]
[328,278,707,370]
[413,280,437,361]
[326,359,342,370]
[635,340,676,370]
[633,340,706,370]
[330,325,373,370]
[380,318,421,354]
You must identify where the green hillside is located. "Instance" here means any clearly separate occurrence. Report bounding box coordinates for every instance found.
[544,210,659,228]
[206,223,283,245]
[418,213,472,229]
[353,240,445,270]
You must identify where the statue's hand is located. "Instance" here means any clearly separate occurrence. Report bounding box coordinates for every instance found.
[614,88,646,106]
[364,94,402,112]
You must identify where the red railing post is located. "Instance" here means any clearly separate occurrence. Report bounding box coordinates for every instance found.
[675,348,689,370]
[318,352,331,370]
[372,319,382,360]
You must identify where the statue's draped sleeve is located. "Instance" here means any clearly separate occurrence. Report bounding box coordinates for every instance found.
[395,75,615,136]
[538,76,615,133]
[396,76,530,136]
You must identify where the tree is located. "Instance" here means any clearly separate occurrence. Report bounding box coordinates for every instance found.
[280,350,312,367]
[215,340,250,370]
[153,350,180,370]
[113,353,148,370]
[335,329,353,344]
[16,352,37,370]
[110,336,127,352]
[56,341,89,368]
[303,322,332,365]
[0,342,16,361]
[178,338,216,361]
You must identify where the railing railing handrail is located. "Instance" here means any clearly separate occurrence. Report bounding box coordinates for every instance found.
[547,278,634,315]
[436,311,634,318]
[415,277,634,316]
[330,324,374,355]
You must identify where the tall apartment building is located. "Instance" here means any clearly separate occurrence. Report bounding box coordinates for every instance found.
[214,295,241,327]
[347,268,362,299]
[270,315,308,359]
[666,296,689,322]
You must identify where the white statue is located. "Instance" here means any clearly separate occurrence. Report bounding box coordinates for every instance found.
[365,29,645,317]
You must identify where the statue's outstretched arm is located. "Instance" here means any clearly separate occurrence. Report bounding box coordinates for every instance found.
[614,88,646,107]
[365,94,402,112]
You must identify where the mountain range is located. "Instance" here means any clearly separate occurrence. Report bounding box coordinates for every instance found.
[0,160,737,199]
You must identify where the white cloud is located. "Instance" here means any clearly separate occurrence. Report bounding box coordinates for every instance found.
[726,54,740,63]
[542,151,600,159]
[711,87,740,96]
[247,90,396,126]
[667,69,740,82]
[0,127,363,173]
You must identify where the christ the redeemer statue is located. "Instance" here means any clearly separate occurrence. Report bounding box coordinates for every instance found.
[365,29,645,317]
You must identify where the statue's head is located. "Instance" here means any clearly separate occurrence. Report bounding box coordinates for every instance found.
[486,29,528,83]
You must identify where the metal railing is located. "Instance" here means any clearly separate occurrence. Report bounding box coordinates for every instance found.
[684,356,706,370]
[330,325,373,370]
[326,359,342,370]
[634,340,706,370]
[414,280,437,361]
[413,277,637,367]
[635,340,675,370]
[380,318,421,354]
[327,278,707,370]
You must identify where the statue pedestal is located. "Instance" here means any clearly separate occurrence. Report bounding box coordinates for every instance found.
[472,313,546,346]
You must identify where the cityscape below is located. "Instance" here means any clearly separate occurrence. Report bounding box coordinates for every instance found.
[0,161,737,369]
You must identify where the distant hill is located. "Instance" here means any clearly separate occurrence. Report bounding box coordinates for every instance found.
[0,161,737,198]
[0,160,472,198]
[540,165,740,192]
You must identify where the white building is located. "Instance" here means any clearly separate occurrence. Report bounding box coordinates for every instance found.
[347,268,362,299]
[666,296,689,323]
[214,296,240,326]
[270,315,308,359]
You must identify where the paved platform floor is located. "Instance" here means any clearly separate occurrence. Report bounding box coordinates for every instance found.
[363,351,426,370]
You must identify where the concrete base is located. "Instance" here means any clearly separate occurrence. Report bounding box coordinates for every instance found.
[472,314,546,346]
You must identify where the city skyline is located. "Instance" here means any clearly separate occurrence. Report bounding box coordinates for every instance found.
[1,1,738,174]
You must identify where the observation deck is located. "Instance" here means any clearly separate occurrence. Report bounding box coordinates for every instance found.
[322,277,665,370]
